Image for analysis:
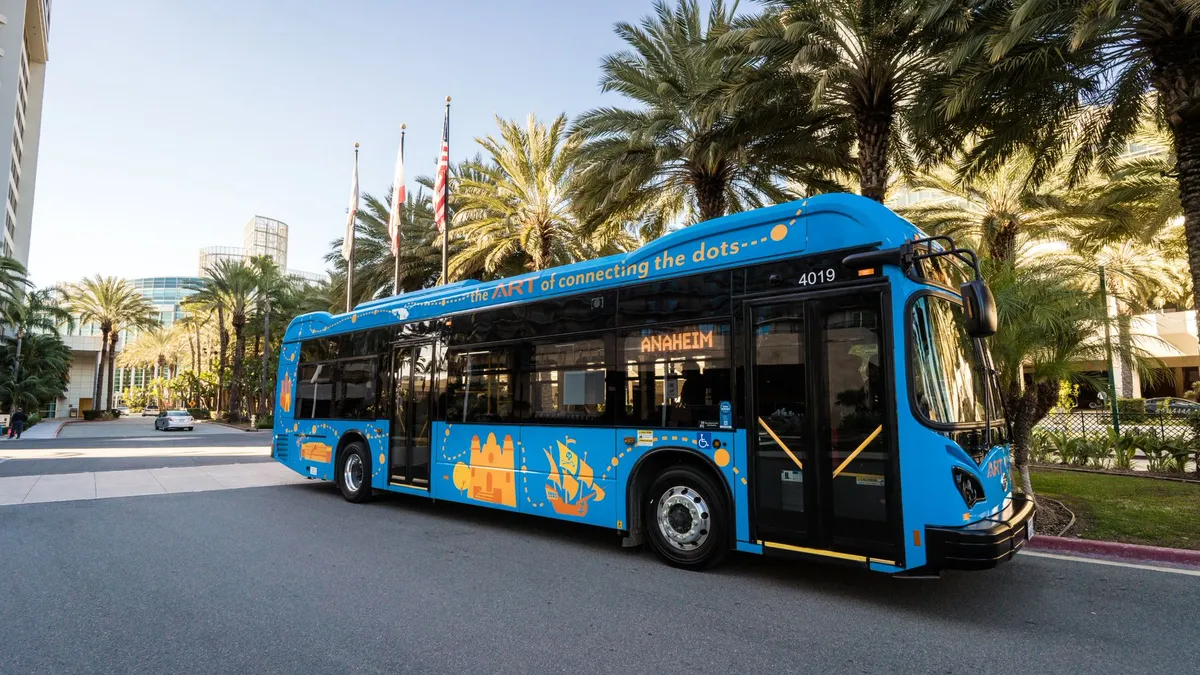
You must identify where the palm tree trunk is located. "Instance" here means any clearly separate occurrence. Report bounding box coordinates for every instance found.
[217,306,228,417]
[988,220,1020,263]
[259,302,271,415]
[855,103,893,203]
[1169,112,1200,314]
[106,333,119,411]
[93,329,109,412]
[230,317,247,422]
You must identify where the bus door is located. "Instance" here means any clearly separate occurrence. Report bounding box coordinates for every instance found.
[389,341,435,487]
[749,289,897,561]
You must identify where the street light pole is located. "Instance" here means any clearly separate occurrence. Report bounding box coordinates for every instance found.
[1099,265,1120,435]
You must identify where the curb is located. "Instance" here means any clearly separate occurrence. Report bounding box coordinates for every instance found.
[1028,534,1200,569]
[205,420,263,433]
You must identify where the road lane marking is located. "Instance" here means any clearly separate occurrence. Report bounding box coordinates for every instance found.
[1023,550,1200,577]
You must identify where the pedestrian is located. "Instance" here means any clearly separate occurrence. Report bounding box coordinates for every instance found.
[9,407,27,439]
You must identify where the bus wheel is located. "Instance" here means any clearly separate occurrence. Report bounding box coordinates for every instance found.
[645,466,728,570]
[337,442,372,503]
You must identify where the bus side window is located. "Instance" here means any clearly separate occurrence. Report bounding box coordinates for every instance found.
[444,348,517,424]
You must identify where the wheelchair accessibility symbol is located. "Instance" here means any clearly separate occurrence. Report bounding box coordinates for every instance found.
[697,432,712,449]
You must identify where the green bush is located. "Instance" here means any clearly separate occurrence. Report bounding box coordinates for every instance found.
[1078,436,1111,469]
[1029,429,1056,464]
[25,413,41,429]
[255,414,273,429]
[1109,431,1143,471]
[187,408,211,420]
[1115,398,1146,414]
[1141,436,1174,472]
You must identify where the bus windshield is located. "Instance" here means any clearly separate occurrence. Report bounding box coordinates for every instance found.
[909,294,1000,426]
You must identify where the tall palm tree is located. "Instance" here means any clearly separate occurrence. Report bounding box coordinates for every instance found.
[729,0,960,202]
[0,332,71,413]
[452,114,629,277]
[0,287,74,378]
[117,326,184,407]
[573,0,850,229]
[65,276,159,411]
[929,0,1200,310]
[0,256,30,309]
[184,283,229,415]
[200,259,258,421]
[249,255,290,416]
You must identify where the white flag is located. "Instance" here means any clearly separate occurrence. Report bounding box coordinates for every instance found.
[387,135,405,257]
[341,152,359,261]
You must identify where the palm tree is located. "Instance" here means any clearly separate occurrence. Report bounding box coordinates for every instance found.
[929,1,1200,310]
[451,114,629,277]
[729,0,960,202]
[897,152,1073,262]
[0,287,74,378]
[572,0,849,229]
[0,332,71,413]
[326,188,444,305]
[184,283,229,415]
[249,255,290,416]
[200,259,258,421]
[65,276,159,411]
[117,326,184,408]
[0,256,29,309]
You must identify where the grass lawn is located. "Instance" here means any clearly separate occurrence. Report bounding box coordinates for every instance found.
[1031,468,1200,550]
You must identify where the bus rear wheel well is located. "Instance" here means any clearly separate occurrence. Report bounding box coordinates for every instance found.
[624,448,732,549]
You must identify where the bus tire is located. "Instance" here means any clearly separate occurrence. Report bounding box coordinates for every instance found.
[645,466,728,570]
[337,441,372,503]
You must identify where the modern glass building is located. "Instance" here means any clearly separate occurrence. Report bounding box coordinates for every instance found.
[129,276,203,326]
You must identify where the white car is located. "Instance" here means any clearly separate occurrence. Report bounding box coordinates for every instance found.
[141,406,160,417]
[155,410,194,431]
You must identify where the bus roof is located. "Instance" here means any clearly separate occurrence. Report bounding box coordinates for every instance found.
[285,192,922,342]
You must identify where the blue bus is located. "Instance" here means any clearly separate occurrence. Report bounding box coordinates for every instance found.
[272,193,1033,574]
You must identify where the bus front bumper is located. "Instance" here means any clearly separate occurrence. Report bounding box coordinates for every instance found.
[924,494,1035,571]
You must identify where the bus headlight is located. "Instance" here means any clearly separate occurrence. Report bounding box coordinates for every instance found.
[952,468,984,508]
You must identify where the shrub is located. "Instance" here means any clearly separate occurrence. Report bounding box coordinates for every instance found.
[1115,398,1146,414]
[1078,436,1111,469]
[1029,429,1056,464]
[25,413,41,429]
[255,414,273,429]
[1109,432,1143,471]
[1141,436,1174,472]
[187,408,211,420]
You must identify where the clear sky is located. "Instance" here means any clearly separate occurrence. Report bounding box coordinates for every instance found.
[26,0,667,288]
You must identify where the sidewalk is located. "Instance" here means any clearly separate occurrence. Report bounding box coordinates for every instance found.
[8,419,69,440]
[0,462,311,506]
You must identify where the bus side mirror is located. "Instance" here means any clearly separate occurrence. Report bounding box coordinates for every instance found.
[960,280,998,338]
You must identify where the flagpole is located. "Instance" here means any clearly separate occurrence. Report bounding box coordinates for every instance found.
[441,96,451,285]
[346,143,358,313]
[393,125,406,297]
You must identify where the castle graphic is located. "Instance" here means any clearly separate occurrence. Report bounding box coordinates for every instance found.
[453,432,516,507]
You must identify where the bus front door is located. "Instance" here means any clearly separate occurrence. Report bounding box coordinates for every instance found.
[750,290,898,563]
[389,342,434,487]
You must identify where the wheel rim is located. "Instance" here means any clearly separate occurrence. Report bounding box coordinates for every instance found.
[344,453,364,493]
[656,485,710,550]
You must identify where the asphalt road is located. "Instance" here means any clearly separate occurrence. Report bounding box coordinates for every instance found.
[2,481,1197,675]
[0,417,270,477]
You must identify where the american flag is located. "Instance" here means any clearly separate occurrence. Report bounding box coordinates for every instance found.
[387,131,405,257]
[433,109,450,233]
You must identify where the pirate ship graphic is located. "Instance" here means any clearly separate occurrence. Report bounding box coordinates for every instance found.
[544,438,605,517]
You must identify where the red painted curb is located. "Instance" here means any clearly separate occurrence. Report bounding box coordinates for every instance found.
[1028,534,1200,568]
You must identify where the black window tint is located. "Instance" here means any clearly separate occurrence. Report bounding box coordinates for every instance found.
[300,337,338,362]
[526,292,615,335]
[622,323,731,428]
[526,338,607,424]
[338,358,378,419]
[444,348,517,423]
[618,272,731,327]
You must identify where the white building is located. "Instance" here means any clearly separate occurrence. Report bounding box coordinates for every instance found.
[199,215,325,282]
[0,0,50,265]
